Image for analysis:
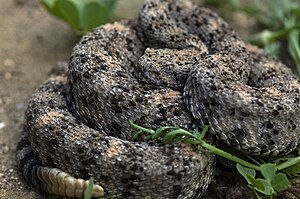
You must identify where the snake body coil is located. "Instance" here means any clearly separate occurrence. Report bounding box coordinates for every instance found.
[17,0,300,198]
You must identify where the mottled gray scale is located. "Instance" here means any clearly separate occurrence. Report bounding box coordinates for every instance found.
[134,48,207,90]
[184,46,300,156]
[246,45,297,88]
[184,6,245,52]
[17,0,300,198]
[139,0,245,52]
[67,22,199,140]
[139,0,209,50]
[24,76,214,198]
[16,133,41,187]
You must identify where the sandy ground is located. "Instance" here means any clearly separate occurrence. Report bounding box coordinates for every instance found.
[0,0,256,198]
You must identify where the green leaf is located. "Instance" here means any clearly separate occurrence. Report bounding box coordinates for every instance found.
[180,138,201,145]
[84,178,94,199]
[271,173,290,192]
[152,126,177,140]
[287,28,300,78]
[237,164,274,195]
[41,0,117,35]
[253,178,274,195]
[236,163,256,184]
[277,156,300,171]
[81,2,110,33]
[263,42,280,57]
[54,0,79,30]
[260,163,277,182]
[41,0,56,9]
[145,134,154,141]
[129,121,155,135]
[99,0,118,11]
[248,30,274,47]
[284,162,300,175]
[290,7,300,18]
[132,130,145,140]
[193,130,202,139]
[244,174,257,186]
[198,125,209,139]
[244,174,273,195]
[162,129,185,144]
[41,0,62,18]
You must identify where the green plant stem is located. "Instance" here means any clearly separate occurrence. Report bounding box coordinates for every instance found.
[246,154,264,165]
[131,122,261,171]
[287,31,300,78]
[248,24,300,46]
[169,129,261,170]
[249,185,261,199]
[200,141,261,171]
[129,121,155,134]
[277,156,300,170]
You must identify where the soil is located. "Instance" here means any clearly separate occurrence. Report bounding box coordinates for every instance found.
[0,0,259,198]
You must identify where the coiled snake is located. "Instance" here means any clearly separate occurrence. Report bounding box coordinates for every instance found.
[17,0,300,198]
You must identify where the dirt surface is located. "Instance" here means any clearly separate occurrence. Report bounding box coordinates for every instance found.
[0,0,255,198]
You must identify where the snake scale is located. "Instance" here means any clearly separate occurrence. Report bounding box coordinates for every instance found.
[16,0,300,198]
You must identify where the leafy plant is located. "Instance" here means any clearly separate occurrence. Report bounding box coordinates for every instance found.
[41,0,118,35]
[84,178,106,199]
[84,178,95,199]
[130,121,300,199]
[237,164,290,197]
[204,0,300,78]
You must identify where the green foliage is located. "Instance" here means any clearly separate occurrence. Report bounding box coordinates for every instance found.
[41,0,118,35]
[84,178,106,199]
[130,121,208,145]
[130,122,300,199]
[84,178,94,199]
[237,164,290,196]
[204,0,300,78]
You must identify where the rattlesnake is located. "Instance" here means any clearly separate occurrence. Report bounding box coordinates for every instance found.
[16,0,300,198]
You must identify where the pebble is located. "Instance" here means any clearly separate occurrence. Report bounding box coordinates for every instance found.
[3,59,15,68]
[0,144,9,154]
[4,72,12,80]
[15,103,24,111]
[0,122,5,129]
